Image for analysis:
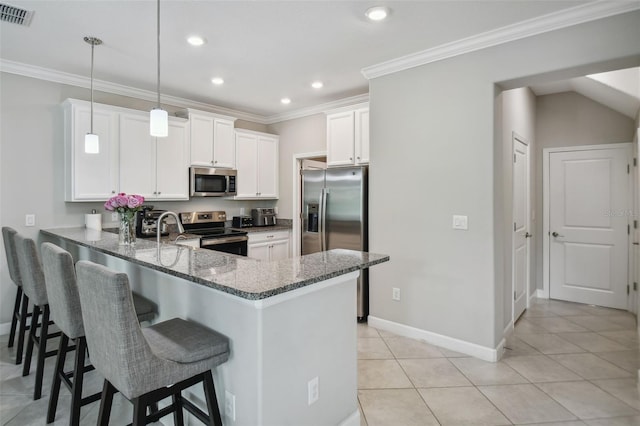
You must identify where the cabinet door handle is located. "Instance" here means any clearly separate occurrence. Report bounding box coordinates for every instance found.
[111,190,116,194]
[357,156,361,160]
[349,157,353,161]
[214,160,218,164]
[157,191,161,195]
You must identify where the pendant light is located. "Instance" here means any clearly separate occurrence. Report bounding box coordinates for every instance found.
[84,36,102,154]
[150,0,168,137]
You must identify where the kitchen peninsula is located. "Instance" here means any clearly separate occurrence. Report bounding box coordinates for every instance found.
[41,227,388,426]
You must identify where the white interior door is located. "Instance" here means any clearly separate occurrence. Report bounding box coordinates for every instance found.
[549,146,630,309]
[513,136,530,321]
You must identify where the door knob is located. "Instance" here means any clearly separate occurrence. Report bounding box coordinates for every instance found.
[552,231,564,238]
[525,232,532,238]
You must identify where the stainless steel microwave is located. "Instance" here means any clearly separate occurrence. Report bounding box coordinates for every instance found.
[190,167,237,197]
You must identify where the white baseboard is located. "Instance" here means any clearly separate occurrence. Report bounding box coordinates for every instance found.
[0,321,11,336]
[368,316,503,362]
[338,409,360,426]
[535,289,546,299]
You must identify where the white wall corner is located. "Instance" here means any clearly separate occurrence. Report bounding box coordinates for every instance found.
[368,316,503,362]
[0,322,11,337]
[338,410,361,426]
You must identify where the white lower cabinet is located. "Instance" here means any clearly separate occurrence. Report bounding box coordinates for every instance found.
[247,230,290,260]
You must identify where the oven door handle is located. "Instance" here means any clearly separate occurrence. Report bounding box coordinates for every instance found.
[200,236,248,246]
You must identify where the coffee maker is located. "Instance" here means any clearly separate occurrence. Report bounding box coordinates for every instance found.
[135,206,169,238]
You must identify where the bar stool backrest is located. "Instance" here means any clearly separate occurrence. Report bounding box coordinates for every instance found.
[75,260,156,398]
[2,227,22,287]
[14,234,48,306]
[41,243,85,339]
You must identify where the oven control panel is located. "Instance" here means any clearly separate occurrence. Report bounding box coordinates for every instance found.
[180,211,226,224]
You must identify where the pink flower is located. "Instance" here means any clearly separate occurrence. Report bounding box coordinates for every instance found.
[115,194,129,207]
[104,200,114,211]
[127,195,143,209]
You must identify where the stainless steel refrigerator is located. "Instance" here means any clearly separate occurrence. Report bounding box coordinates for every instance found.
[301,166,368,320]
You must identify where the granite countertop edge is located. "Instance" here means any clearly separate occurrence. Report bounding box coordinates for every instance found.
[40,228,389,301]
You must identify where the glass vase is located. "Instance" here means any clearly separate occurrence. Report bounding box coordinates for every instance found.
[118,212,136,246]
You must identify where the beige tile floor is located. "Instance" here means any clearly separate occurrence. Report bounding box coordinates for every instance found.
[358,298,640,426]
[1,298,638,425]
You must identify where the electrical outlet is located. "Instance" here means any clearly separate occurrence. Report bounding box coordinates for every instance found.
[308,377,319,405]
[25,214,35,227]
[225,390,236,421]
[392,287,400,301]
[452,215,468,230]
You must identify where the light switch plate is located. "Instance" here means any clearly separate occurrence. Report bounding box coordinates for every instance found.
[25,214,35,227]
[452,215,468,230]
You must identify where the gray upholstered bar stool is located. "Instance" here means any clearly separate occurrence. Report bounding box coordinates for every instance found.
[41,242,158,425]
[14,233,61,400]
[76,260,229,426]
[2,226,32,365]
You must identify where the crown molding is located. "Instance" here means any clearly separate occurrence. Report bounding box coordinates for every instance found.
[362,1,640,80]
[263,93,370,124]
[0,59,268,124]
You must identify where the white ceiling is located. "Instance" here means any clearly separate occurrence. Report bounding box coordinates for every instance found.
[0,0,632,120]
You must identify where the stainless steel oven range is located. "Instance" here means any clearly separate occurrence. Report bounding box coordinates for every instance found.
[179,211,248,256]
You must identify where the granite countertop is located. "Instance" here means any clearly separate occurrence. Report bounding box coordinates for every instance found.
[41,227,389,301]
[231,225,292,233]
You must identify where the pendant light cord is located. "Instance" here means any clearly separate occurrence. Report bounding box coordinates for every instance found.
[90,40,95,133]
[156,0,161,109]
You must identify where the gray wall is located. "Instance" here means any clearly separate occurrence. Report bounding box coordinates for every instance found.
[0,73,271,325]
[533,91,636,291]
[268,113,327,220]
[368,11,640,349]
[498,87,536,333]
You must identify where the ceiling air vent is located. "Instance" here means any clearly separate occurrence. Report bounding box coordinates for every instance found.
[0,3,34,26]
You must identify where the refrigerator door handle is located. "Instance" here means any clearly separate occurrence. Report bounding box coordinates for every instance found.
[320,188,328,252]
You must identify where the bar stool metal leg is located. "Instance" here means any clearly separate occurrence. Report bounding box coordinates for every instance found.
[22,305,40,377]
[99,380,116,426]
[203,371,223,426]
[47,334,69,423]
[8,287,22,348]
[172,393,185,426]
[33,305,51,400]
[15,293,30,365]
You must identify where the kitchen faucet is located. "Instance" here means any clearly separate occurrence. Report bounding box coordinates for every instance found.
[157,211,185,245]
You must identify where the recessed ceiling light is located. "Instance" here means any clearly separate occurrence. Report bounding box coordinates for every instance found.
[365,6,390,21]
[281,98,291,105]
[311,81,324,89]
[211,77,224,85]
[187,36,206,46]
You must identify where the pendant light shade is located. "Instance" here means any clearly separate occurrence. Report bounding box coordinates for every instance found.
[84,36,102,153]
[150,0,168,137]
[84,133,100,154]
[150,108,168,137]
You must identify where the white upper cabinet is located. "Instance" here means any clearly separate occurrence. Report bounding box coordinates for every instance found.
[213,119,236,168]
[156,119,190,200]
[184,109,237,168]
[234,129,279,199]
[119,112,189,201]
[326,103,369,167]
[63,99,119,201]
